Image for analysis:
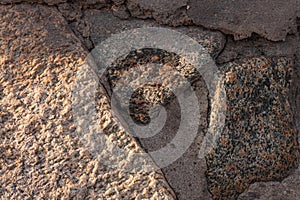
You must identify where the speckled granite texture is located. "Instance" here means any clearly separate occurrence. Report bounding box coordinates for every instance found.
[206,57,299,199]
[0,1,299,200]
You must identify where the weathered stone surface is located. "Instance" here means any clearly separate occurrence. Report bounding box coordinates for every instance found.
[102,48,212,200]
[0,0,110,8]
[126,0,192,26]
[0,1,299,200]
[238,167,300,200]
[0,3,175,199]
[187,0,300,41]
[111,4,131,19]
[217,34,300,64]
[84,9,226,200]
[206,57,299,199]
[0,0,67,5]
[57,2,94,50]
[84,9,226,59]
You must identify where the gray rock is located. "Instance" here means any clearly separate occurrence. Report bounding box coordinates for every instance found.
[127,0,191,26]
[239,169,300,200]
[84,9,226,58]
[112,4,131,19]
[187,0,300,41]
[217,34,300,64]
[0,0,67,5]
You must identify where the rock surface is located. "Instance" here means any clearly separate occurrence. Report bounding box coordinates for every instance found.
[206,57,299,199]
[187,0,300,41]
[238,168,300,200]
[126,0,191,26]
[1,0,299,41]
[0,3,175,199]
[84,9,226,58]
[0,1,299,200]
[84,9,226,199]
[217,34,300,64]
[0,0,67,5]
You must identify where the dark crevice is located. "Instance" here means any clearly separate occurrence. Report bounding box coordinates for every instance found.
[215,34,228,64]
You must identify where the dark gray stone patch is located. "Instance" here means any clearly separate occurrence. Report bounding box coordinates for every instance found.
[187,0,300,41]
[126,0,191,26]
[238,169,300,200]
[217,34,300,64]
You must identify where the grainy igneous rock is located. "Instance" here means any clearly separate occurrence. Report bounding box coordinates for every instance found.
[0,3,175,199]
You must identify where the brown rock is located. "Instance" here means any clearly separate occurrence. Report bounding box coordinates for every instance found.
[0,3,175,199]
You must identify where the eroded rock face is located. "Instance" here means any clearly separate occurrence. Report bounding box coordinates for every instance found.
[0,1,299,200]
[84,9,226,58]
[0,3,175,199]
[217,35,300,64]
[126,0,191,26]
[102,48,211,200]
[84,10,226,199]
[2,0,299,42]
[0,0,67,5]
[187,0,300,41]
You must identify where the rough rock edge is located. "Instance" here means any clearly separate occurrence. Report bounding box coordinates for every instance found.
[1,0,300,42]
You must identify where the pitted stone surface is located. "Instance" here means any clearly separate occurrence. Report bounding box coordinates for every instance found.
[0,3,175,199]
[84,10,227,199]
[0,1,299,200]
[103,47,211,200]
[206,57,299,199]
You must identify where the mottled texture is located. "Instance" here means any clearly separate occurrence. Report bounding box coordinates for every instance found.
[0,4,175,199]
[84,10,228,199]
[106,48,201,124]
[238,52,300,200]
[0,1,299,200]
[206,57,299,199]
[102,47,211,200]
